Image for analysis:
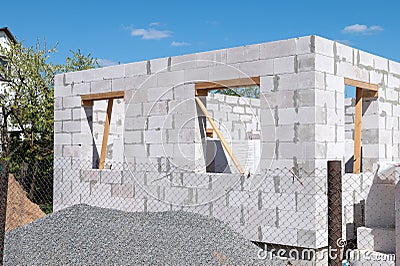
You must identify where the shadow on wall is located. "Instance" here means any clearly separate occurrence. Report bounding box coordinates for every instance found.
[84,105,100,168]
[345,149,363,174]
[206,139,231,173]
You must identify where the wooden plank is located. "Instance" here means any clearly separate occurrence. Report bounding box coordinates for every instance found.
[353,87,363,174]
[206,128,213,138]
[99,99,114,170]
[195,97,244,174]
[81,91,124,106]
[195,77,260,91]
[344,78,378,92]
[362,90,378,99]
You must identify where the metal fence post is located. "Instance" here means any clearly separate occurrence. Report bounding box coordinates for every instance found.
[327,160,342,266]
[0,160,9,265]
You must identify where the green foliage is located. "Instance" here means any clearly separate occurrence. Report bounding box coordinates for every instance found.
[63,49,100,72]
[210,86,260,99]
[0,39,98,209]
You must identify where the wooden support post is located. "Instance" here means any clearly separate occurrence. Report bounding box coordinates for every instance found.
[0,160,9,265]
[354,87,362,174]
[195,97,244,174]
[99,99,114,170]
[327,160,343,266]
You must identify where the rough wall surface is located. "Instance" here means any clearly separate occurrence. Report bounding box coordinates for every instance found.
[53,35,400,251]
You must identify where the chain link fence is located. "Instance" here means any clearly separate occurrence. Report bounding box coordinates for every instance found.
[0,156,398,265]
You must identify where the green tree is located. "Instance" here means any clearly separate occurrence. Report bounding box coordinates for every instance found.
[210,86,260,99]
[0,39,98,212]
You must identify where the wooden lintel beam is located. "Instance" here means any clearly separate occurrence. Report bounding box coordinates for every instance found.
[81,91,124,106]
[195,77,260,91]
[195,97,244,174]
[99,99,114,170]
[362,90,378,99]
[353,87,363,174]
[344,78,378,92]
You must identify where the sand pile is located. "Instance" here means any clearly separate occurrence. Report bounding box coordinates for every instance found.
[5,174,45,231]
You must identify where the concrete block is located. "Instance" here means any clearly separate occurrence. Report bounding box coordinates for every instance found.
[261,226,298,246]
[63,121,81,133]
[123,130,143,144]
[260,38,296,59]
[357,50,374,68]
[357,226,395,254]
[54,121,63,133]
[275,71,316,91]
[171,54,197,71]
[80,169,101,182]
[144,130,163,143]
[263,192,296,211]
[124,144,147,158]
[54,85,72,98]
[148,86,174,101]
[156,70,184,87]
[297,54,315,72]
[374,56,389,72]
[54,133,71,145]
[149,57,169,74]
[143,102,168,116]
[296,36,312,55]
[65,71,84,84]
[336,42,353,64]
[72,108,82,121]
[297,229,317,248]
[239,59,273,76]
[227,44,260,64]
[196,49,227,67]
[389,60,400,75]
[315,36,334,57]
[336,62,369,83]
[274,56,295,74]
[101,170,122,184]
[184,67,209,82]
[365,182,395,228]
[315,54,334,74]
[259,76,274,93]
[101,64,125,80]
[125,61,147,77]
[208,64,242,81]
[148,115,172,130]
[173,84,195,100]
[54,97,63,110]
[91,80,112,93]
[111,183,134,198]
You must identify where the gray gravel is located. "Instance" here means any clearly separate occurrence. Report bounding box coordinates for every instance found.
[4,204,286,265]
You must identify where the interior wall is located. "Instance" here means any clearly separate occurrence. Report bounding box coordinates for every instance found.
[205,93,260,173]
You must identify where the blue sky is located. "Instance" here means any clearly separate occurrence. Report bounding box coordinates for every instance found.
[2,0,399,66]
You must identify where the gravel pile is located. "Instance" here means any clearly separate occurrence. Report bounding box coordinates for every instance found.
[4,204,285,265]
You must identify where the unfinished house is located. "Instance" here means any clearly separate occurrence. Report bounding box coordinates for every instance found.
[53,35,400,263]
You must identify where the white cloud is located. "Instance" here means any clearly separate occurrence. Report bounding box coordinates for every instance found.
[149,22,160,27]
[131,28,172,40]
[98,59,119,67]
[171,41,191,47]
[342,24,383,34]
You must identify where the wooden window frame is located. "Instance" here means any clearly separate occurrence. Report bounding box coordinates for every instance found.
[344,78,378,174]
[195,77,260,174]
[81,91,125,170]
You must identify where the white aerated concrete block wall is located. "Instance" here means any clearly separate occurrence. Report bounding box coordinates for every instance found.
[54,35,400,254]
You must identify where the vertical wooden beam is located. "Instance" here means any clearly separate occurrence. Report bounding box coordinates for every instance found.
[195,97,244,174]
[99,99,114,170]
[354,87,363,174]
